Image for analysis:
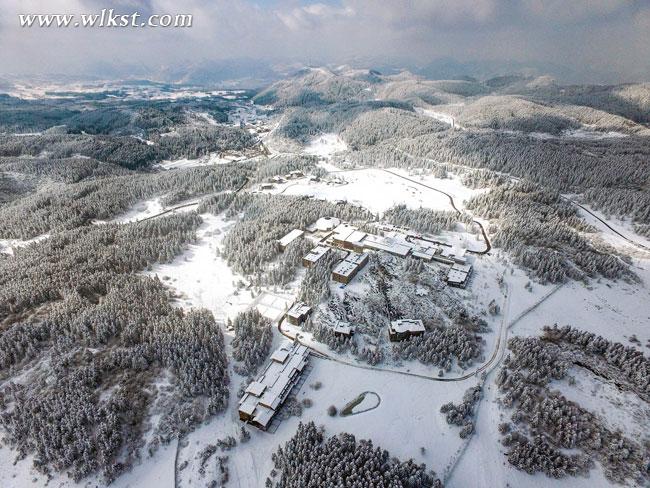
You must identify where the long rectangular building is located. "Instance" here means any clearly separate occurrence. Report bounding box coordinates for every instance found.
[238,341,310,430]
[362,234,412,257]
[278,229,304,250]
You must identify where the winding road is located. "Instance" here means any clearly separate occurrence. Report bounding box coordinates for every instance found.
[276,280,562,383]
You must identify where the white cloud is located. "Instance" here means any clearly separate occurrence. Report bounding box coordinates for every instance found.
[0,0,647,82]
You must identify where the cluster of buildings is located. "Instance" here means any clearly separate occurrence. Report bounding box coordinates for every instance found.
[278,218,473,288]
[238,341,310,431]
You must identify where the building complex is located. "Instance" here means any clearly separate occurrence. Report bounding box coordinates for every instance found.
[238,341,310,430]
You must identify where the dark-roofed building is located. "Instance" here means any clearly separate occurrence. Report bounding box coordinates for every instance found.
[447,263,473,288]
[332,251,369,284]
[388,319,426,342]
[238,341,310,430]
[286,302,312,325]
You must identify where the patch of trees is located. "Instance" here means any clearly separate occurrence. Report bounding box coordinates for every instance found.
[0,123,256,169]
[298,251,340,306]
[542,325,650,402]
[278,100,412,143]
[390,129,650,235]
[0,133,164,169]
[319,253,487,367]
[396,130,650,193]
[268,421,442,488]
[254,69,373,108]
[392,326,482,371]
[150,124,256,160]
[465,180,632,283]
[220,194,371,276]
[340,108,446,149]
[0,95,80,133]
[263,238,314,287]
[509,82,650,124]
[230,309,273,375]
[0,163,251,239]
[496,331,649,484]
[440,385,482,438]
[0,213,229,482]
[0,156,131,183]
[383,205,473,235]
[253,154,324,181]
[583,187,650,228]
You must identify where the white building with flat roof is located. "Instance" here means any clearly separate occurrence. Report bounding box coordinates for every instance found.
[238,341,310,430]
[362,234,412,257]
[278,229,304,250]
[389,319,426,341]
[302,245,330,268]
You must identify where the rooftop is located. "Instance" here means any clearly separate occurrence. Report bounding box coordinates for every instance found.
[390,319,426,334]
[303,245,330,263]
[287,302,311,318]
[332,321,353,335]
[362,234,412,257]
[332,223,358,242]
[238,341,310,429]
[315,216,341,231]
[333,259,362,278]
[279,229,304,247]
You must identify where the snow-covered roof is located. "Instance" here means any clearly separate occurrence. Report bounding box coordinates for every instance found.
[346,230,367,245]
[390,319,425,334]
[452,263,472,273]
[245,381,267,396]
[362,234,412,257]
[239,341,310,429]
[447,264,472,285]
[271,349,290,364]
[333,260,360,278]
[287,302,311,319]
[332,223,357,241]
[440,246,467,264]
[278,229,304,247]
[303,245,330,264]
[315,216,341,231]
[411,245,438,260]
[344,251,368,266]
[332,321,353,335]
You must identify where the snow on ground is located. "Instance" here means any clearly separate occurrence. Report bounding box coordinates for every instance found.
[177,356,470,488]
[304,133,348,158]
[0,233,50,255]
[572,202,650,256]
[156,152,240,170]
[144,214,249,323]
[110,197,164,224]
[416,107,461,128]
[263,167,485,215]
[448,259,650,488]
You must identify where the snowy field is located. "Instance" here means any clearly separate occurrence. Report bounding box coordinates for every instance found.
[304,133,348,157]
[0,233,50,255]
[263,166,485,215]
[156,152,245,170]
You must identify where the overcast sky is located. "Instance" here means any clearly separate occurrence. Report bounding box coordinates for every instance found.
[1,0,649,82]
